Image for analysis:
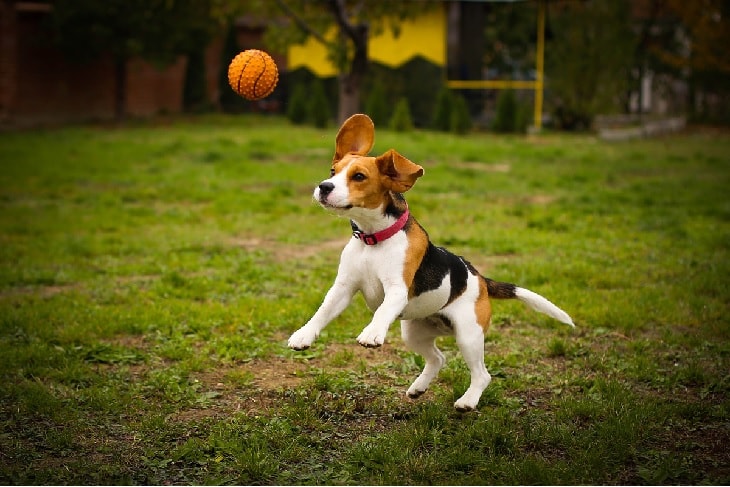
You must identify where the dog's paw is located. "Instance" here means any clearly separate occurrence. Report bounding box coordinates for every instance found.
[453,401,476,413]
[454,394,479,412]
[406,387,426,399]
[453,387,486,412]
[288,327,317,350]
[356,326,385,348]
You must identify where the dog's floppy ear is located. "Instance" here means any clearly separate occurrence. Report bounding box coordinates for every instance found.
[376,149,424,193]
[334,114,375,161]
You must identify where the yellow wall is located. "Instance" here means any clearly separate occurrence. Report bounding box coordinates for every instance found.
[288,7,445,77]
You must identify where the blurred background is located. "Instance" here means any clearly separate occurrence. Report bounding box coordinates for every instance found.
[1,0,727,133]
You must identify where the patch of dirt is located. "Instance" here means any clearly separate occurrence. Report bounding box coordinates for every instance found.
[173,340,411,422]
[229,236,347,262]
[526,194,556,205]
[0,283,79,299]
[454,161,511,173]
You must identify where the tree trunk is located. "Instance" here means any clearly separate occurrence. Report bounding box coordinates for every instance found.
[337,24,368,124]
[326,0,369,124]
[337,73,360,124]
[113,56,127,121]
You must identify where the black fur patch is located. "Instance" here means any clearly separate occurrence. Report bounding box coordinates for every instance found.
[384,193,407,218]
[412,244,469,302]
[484,278,517,299]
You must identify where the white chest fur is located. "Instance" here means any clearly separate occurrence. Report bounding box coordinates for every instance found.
[339,233,453,319]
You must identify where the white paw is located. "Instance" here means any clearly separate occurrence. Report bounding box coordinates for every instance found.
[288,327,318,350]
[406,386,426,399]
[453,398,477,412]
[407,375,433,398]
[356,326,386,348]
[453,377,491,412]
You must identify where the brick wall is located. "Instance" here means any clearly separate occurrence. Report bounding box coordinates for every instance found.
[12,7,117,124]
[1,2,231,127]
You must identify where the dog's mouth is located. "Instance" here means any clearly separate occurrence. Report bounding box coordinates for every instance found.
[315,194,352,211]
[319,198,353,211]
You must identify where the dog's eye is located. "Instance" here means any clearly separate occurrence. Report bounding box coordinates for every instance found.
[352,172,367,182]
[330,168,335,177]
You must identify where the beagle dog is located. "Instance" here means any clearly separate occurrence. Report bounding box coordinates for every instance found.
[288,114,574,411]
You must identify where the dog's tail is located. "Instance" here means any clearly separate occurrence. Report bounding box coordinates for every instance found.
[485,278,575,327]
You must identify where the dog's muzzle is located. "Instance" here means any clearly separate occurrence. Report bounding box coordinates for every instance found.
[318,181,335,200]
[315,182,352,210]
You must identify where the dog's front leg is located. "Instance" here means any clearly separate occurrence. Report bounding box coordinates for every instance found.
[288,280,356,350]
[357,285,408,348]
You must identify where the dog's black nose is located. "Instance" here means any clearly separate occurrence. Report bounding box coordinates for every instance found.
[318,182,335,197]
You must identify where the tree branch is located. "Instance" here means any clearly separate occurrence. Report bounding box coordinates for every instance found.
[273,0,331,47]
[327,0,354,40]
[326,0,367,48]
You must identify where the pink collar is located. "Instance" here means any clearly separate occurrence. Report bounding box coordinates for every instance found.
[351,208,410,246]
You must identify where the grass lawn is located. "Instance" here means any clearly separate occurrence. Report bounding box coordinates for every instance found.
[0,115,728,484]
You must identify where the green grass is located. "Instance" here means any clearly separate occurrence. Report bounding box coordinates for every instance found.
[1,115,728,484]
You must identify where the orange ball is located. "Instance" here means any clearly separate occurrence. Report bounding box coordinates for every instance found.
[227,49,279,101]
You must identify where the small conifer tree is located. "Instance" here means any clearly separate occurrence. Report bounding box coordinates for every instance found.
[492,90,518,133]
[287,83,309,125]
[389,98,414,132]
[432,87,453,131]
[450,94,472,134]
[364,82,389,127]
[308,79,331,128]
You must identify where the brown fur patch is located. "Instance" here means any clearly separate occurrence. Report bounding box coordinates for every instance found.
[475,277,493,331]
[403,220,430,297]
[342,157,390,209]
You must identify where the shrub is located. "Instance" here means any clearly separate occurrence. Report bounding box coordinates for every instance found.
[450,94,472,134]
[492,90,518,133]
[308,79,331,128]
[364,81,390,127]
[365,58,444,127]
[389,98,414,132]
[516,101,532,133]
[286,83,309,125]
[432,87,453,131]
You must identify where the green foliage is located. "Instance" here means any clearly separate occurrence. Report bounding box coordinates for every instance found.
[261,1,439,74]
[50,0,224,64]
[364,81,390,127]
[366,57,445,128]
[546,0,637,129]
[286,83,309,125]
[493,90,518,133]
[432,87,453,131]
[308,79,331,128]
[431,88,472,134]
[259,1,439,122]
[484,1,536,76]
[0,116,728,485]
[286,79,331,128]
[398,57,445,127]
[389,98,414,132]
[492,90,531,133]
[450,94,473,134]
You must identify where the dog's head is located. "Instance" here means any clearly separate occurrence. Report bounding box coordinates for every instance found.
[314,114,424,214]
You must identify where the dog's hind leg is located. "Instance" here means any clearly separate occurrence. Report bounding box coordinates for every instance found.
[451,320,491,412]
[401,319,447,399]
